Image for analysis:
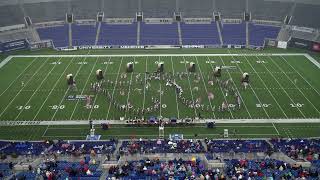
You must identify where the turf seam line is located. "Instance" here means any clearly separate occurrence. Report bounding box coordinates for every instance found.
[240,55,271,119]
[87,57,111,120]
[106,57,124,120]
[170,56,180,119]
[69,57,99,120]
[281,56,320,97]
[217,56,252,119]
[124,57,135,119]
[0,57,39,98]
[182,56,198,117]
[252,55,288,118]
[194,56,216,119]
[269,56,320,115]
[261,56,306,118]
[14,57,63,121]
[0,57,49,119]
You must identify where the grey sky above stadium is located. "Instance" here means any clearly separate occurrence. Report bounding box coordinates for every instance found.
[1,0,320,6]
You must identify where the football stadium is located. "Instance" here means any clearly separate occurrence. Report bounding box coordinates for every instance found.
[0,0,320,179]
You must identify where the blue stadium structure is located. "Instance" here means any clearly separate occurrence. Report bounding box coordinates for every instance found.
[0,0,319,179]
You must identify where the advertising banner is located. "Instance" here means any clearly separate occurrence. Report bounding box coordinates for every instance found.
[0,39,29,53]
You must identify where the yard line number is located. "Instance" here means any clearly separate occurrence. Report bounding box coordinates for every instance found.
[290,103,304,108]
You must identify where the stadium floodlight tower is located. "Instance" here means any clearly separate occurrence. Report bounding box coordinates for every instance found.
[24,16,32,27]
[213,12,221,22]
[136,11,143,22]
[174,12,182,22]
[66,13,73,23]
[97,12,104,22]
[243,12,251,22]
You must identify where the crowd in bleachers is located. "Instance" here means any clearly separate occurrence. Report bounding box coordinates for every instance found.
[205,139,271,153]
[119,139,205,154]
[225,159,319,179]
[271,138,320,161]
[1,138,320,179]
[52,139,117,155]
[108,158,225,180]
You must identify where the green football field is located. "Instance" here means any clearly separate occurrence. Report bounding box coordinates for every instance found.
[0,48,319,140]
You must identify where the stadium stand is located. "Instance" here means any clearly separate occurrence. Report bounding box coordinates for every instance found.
[216,0,246,19]
[37,25,69,47]
[140,23,179,45]
[0,5,24,27]
[248,0,293,21]
[0,163,14,179]
[53,140,117,154]
[103,0,138,18]
[225,158,319,179]
[23,1,68,23]
[270,138,320,161]
[98,23,137,45]
[0,141,52,155]
[119,139,205,154]
[205,139,271,153]
[0,29,35,43]
[107,158,224,179]
[142,0,175,18]
[72,24,98,46]
[291,4,320,29]
[249,23,281,47]
[221,23,246,45]
[179,0,213,18]
[180,23,221,45]
[70,0,101,20]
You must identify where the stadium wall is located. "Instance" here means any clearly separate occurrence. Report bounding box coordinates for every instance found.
[288,37,320,52]
[0,39,30,53]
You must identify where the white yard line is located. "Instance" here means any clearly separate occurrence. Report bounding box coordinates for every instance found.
[0,56,13,69]
[106,57,124,119]
[217,56,252,119]
[42,55,90,137]
[0,57,38,98]
[268,56,320,115]
[170,56,180,119]
[29,57,74,140]
[87,57,111,120]
[142,56,148,110]
[8,53,309,58]
[228,52,270,119]
[272,123,280,135]
[14,57,63,120]
[260,57,306,118]
[32,57,75,121]
[50,55,91,121]
[206,56,234,118]
[124,57,135,119]
[194,56,216,119]
[304,54,320,69]
[247,56,288,118]
[2,118,319,126]
[182,56,198,117]
[158,56,163,117]
[280,56,320,96]
[69,57,99,120]
[0,57,50,119]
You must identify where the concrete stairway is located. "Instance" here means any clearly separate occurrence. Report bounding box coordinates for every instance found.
[95,22,102,45]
